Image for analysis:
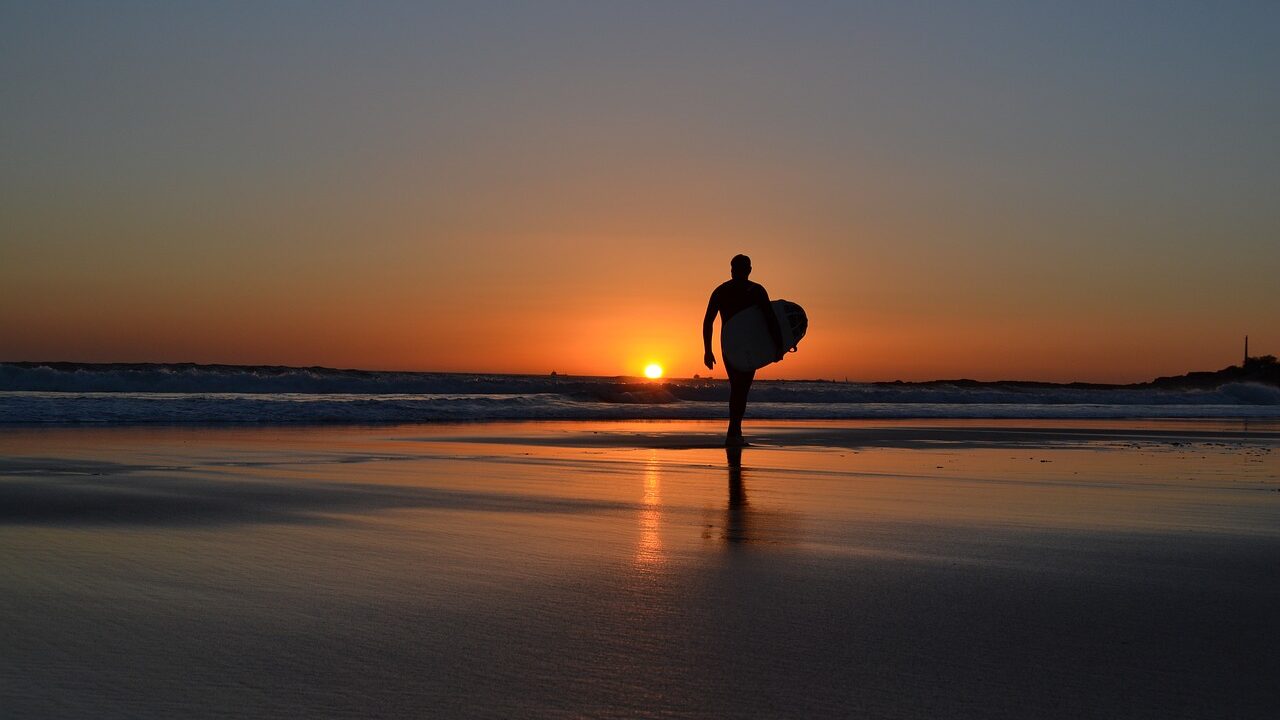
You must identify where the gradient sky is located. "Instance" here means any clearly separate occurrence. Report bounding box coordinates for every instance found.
[3,1,1277,382]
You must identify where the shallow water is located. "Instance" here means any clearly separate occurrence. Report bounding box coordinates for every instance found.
[1,420,1278,718]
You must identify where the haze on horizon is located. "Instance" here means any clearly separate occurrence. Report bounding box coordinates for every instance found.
[2,2,1277,383]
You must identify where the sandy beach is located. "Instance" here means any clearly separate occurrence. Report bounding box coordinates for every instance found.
[0,419,1276,718]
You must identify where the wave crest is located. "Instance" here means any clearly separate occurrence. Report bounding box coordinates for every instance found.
[2,363,1278,423]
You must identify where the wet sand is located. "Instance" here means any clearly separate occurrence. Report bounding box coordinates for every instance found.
[1,419,1278,718]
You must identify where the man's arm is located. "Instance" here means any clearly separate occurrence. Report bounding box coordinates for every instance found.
[758,286,785,361]
[702,291,718,370]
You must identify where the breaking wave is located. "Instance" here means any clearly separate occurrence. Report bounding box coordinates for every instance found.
[1,362,1277,424]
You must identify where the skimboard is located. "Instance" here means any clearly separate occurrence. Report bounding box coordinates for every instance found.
[722,300,808,371]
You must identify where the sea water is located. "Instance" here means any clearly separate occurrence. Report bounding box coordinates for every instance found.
[2,363,1278,424]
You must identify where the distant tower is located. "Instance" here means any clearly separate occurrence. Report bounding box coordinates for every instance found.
[1244,335,1249,365]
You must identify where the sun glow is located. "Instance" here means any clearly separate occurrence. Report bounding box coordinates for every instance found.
[643,363,664,379]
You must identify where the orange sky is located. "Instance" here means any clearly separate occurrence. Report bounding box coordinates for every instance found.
[2,4,1277,383]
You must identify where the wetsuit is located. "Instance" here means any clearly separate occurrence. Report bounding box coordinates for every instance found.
[703,278,784,438]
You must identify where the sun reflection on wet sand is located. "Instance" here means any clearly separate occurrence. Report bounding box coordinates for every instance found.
[634,452,663,568]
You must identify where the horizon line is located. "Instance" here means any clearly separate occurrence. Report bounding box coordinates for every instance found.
[1,359,1262,388]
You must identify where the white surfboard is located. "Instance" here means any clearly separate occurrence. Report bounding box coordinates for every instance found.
[721,300,808,371]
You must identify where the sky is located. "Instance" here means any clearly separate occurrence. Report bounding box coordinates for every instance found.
[2,1,1277,382]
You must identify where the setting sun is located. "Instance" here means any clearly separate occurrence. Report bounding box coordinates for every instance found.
[643,363,664,379]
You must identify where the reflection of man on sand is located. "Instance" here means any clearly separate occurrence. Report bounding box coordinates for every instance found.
[720,446,799,547]
[724,445,749,543]
[703,254,784,446]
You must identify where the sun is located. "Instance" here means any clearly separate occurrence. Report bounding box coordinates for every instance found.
[643,363,664,379]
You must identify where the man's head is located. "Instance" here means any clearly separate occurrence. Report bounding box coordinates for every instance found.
[730,254,751,280]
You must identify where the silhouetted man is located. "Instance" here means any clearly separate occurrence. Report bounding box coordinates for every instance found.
[703,254,784,445]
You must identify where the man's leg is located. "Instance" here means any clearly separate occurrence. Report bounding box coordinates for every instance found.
[726,366,755,440]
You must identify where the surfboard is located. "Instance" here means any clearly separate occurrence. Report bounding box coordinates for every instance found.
[721,300,808,371]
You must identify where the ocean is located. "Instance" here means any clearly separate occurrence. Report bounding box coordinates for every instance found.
[3,362,1279,424]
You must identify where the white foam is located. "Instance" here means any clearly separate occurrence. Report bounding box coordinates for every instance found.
[2,391,1279,425]
[3,363,1276,423]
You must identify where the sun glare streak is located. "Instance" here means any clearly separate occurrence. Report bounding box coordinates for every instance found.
[635,455,663,568]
